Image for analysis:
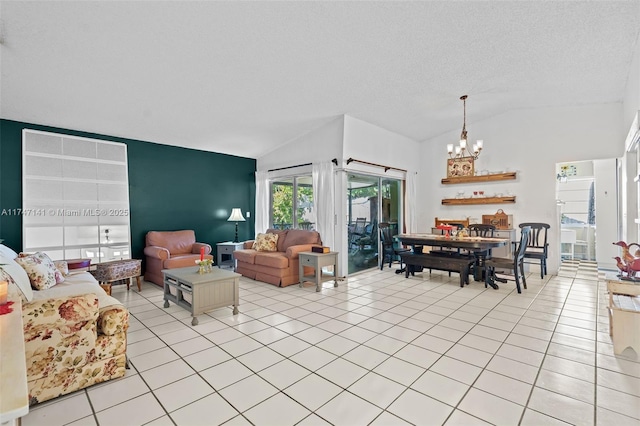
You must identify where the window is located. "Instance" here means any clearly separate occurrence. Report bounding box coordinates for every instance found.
[22,130,131,262]
[270,175,314,230]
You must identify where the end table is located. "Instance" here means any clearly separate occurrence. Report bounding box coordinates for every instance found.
[217,242,244,270]
[299,251,339,292]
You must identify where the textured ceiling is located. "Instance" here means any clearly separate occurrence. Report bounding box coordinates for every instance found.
[1,1,639,159]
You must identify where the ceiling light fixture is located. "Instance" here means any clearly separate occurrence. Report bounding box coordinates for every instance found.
[447,95,483,159]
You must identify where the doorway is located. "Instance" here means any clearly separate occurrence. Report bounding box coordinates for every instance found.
[556,161,596,262]
[347,173,403,274]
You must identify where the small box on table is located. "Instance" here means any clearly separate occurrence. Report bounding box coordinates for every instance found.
[312,246,330,253]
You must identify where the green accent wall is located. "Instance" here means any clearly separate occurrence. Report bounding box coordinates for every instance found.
[0,119,256,263]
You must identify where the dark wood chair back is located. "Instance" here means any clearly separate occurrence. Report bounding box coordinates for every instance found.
[469,224,495,238]
[519,222,550,278]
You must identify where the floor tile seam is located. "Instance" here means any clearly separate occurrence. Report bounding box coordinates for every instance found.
[517,275,600,426]
[114,360,175,422]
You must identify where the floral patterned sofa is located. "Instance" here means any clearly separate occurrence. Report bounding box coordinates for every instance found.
[0,246,129,405]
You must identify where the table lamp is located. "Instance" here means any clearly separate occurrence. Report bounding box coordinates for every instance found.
[227,208,246,243]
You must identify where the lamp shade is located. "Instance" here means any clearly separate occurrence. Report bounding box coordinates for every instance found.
[227,208,246,222]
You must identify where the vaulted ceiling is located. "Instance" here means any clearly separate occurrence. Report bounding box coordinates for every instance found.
[1,1,639,159]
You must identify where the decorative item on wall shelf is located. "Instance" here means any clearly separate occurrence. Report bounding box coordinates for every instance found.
[482,209,512,229]
[447,156,475,178]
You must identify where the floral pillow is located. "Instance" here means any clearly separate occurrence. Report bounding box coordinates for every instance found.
[16,252,60,290]
[253,233,279,252]
[54,260,69,277]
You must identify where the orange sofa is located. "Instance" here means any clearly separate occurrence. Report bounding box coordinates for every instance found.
[234,229,322,287]
[143,230,213,286]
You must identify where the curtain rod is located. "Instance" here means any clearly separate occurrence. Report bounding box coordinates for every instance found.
[346,158,406,173]
[268,158,337,172]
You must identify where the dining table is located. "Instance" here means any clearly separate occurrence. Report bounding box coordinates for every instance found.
[395,233,509,288]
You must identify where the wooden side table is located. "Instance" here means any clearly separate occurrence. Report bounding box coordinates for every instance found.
[606,277,640,355]
[299,251,339,292]
[217,242,244,270]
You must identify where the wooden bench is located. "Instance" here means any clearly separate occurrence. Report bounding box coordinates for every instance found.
[607,278,640,355]
[400,252,476,287]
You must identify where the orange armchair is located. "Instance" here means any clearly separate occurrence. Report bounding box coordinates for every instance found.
[143,230,213,286]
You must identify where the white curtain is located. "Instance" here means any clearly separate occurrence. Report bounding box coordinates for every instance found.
[255,170,270,234]
[312,161,335,251]
[405,170,418,233]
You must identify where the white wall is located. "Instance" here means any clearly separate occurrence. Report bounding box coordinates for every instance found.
[622,33,640,244]
[420,103,624,275]
[257,116,345,171]
[342,115,422,174]
[594,159,619,270]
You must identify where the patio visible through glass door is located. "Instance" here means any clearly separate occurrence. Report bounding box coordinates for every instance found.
[347,174,402,274]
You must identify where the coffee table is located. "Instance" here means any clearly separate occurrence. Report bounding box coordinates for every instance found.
[162,266,240,325]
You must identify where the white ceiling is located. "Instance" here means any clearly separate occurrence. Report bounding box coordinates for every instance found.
[1,1,639,159]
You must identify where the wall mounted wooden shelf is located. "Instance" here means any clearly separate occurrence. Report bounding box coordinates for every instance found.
[442,196,516,206]
[441,172,517,185]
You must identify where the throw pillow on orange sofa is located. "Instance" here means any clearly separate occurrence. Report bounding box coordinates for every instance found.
[253,233,279,252]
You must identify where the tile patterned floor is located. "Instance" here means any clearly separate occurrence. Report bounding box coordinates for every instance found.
[22,261,640,426]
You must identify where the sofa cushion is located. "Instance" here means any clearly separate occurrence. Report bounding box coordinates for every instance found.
[282,229,321,250]
[254,233,279,252]
[234,249,257,264]
[146,230,196,255]
[0,254,34,302]
[31,271,122,310]
[254,252,289,269]
[266,229,288,252]
[16,252,59,290]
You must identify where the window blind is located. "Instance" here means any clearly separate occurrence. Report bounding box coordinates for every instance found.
[22,130,131,262]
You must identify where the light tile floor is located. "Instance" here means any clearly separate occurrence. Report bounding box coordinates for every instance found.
[22,261,640,426]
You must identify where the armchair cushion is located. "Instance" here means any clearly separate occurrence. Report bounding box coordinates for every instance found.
[146,230,197,255]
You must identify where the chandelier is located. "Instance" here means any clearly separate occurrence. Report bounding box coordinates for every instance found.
[447,95,483,160]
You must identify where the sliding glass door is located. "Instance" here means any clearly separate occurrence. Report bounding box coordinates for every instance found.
[347,173,403,274]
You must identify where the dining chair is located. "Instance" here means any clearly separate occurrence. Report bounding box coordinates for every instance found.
[349,217,368,250]
[379,222,409,273]
[519,222,550,278]
[466,224,496,277]
[484,226,531,293]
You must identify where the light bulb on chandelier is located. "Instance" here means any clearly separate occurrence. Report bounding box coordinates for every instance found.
[447,95,483,160]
